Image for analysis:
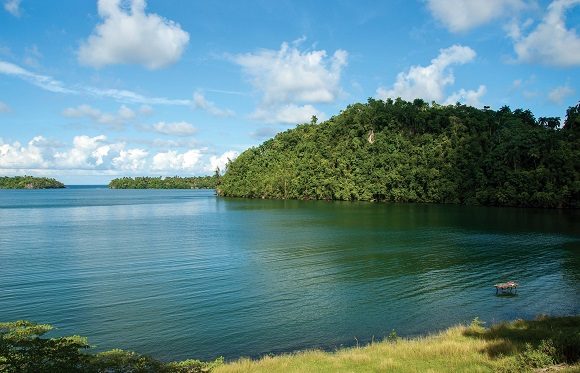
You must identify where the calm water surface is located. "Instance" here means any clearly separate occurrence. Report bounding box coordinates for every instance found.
[0,187,579,361]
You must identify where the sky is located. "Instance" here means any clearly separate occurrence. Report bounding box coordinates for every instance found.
[0,0,579,184]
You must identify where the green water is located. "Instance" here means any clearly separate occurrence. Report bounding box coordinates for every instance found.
[0,188,578,361]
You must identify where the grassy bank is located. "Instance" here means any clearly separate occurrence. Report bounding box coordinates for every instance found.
[2,316,578,372]
[217,316,580,373]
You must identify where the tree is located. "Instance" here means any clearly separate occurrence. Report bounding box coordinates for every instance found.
[0,320,90,372]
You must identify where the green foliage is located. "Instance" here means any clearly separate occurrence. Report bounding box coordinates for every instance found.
[386,330,399,343]
[0,320,90,372]
[502,339,560,371]
[165,357,224,373]
[0,176,65,189]
[109,175,219,189]
[0,320,223,373]
[470,317,486,331]
[219,99,580,208]
[90,349,164,372]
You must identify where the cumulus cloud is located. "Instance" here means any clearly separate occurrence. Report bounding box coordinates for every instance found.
[0,135,122,170]
[0,136,51,169]
[234,42,347,105]
[62,104,138,128]
[152,121,197,136]
[206,150,239,173]
[377,45,485,106]
[251,104,323,124]
[427,0,527,32]
[548,85,575,103]
[112,148,148,171]
[78,0,190,69]
[53,135,115,168]
[4,0,21,17]
[0,60,76,94]
[444,85,487,107]
[0,134,224,175]
[193,92,234,117]
[510,0,580,66]
[152,149,201,171]
[0,101,10,112]
[233,41,347,124]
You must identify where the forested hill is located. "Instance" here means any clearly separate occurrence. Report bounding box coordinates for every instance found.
[0,176,65,189]
[218,99,580,208]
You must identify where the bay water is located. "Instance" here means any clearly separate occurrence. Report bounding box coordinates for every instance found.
[0,187,578,361]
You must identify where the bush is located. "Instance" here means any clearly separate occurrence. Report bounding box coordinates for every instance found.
[514,340,557,370]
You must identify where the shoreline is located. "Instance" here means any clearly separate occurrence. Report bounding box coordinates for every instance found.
[2,315,579,372]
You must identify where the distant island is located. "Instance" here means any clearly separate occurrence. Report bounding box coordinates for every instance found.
[108,175,218,189]
[218,99,580,208]
[0,176,65,189]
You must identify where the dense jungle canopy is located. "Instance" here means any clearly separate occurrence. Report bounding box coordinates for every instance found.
[218,99,580,208]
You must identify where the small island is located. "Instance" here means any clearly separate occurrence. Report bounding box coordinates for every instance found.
[108,175,218,189]
[0,176,65,189]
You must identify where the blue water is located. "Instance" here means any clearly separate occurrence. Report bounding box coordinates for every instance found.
[0,187,579,361]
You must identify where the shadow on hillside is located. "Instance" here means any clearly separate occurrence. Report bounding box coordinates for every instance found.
[462,316,580,362]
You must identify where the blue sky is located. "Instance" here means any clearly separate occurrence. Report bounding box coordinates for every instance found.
[0,0,578,184]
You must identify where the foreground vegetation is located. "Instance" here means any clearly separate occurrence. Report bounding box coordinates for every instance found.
[0,176,65,189]
[1,316,578,372]
[217,316,580,372]
[219,99,580,208]
[108,175,218,189]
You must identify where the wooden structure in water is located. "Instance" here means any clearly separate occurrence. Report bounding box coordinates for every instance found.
[494,281,518,294]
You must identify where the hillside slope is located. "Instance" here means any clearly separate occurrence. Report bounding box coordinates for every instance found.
[219,99,580,208]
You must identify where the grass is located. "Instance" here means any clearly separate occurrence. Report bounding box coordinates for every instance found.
[215,316,580,373]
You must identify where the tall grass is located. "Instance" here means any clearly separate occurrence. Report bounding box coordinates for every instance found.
[216,316,580,373]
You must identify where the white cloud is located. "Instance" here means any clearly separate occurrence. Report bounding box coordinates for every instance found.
[377,45,485,106]
[85,87,190,106]
[53,135,114,169]
[444,85,487,107]
[427,0,527,32]
[0,136,50,169]
[234,42,347,105]
[510,0,580,66]
[0,135,123,170]
[0,60,194,106]
[152,149,201,171]
[0,60,76,94]
[206,150,239,173]
[251,104,323,124]
[233,41,347,124]
[0,134,219,175]
[548,85,575,103]
[78,0,190,69]
[62,104,138,128]
[0,101,10,112]
[4,0,21,17]
[193,92,234,117]
[112,148,148,171]
[152,121,197,136]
